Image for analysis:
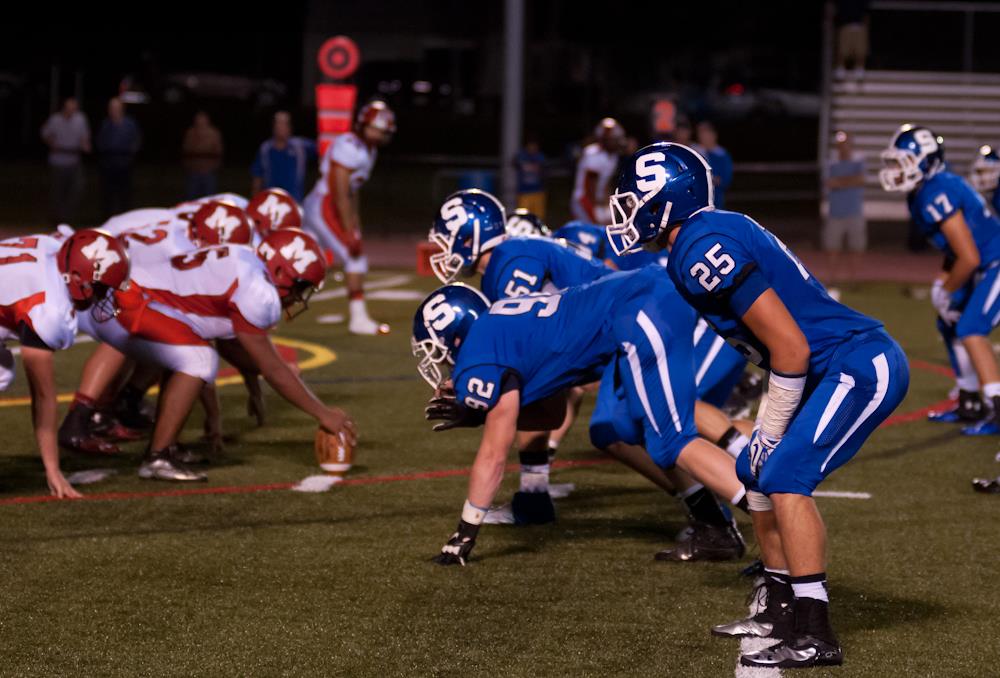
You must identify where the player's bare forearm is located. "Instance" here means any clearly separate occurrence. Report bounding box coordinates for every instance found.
[216,338,260,378]
[467,390,519,508]
[741,289,810,375]
[22,348,59,468]
[940,213,980,292]
[237,332,325,420]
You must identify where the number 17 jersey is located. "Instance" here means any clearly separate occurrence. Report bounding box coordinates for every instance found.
[667,209,882,375]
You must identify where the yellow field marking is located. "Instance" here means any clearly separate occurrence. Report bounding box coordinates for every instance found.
[0,336,337,408]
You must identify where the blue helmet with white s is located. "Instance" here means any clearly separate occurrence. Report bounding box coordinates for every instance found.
[411,283,491,388]
[970,144,1000,193]
[553,221,606,259]
[879,124,945,193]
[506,208,550,238]
[428,189,508,283]
[606,142,714,255]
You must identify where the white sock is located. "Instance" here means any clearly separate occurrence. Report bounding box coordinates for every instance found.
[726,433,750,458]
[520,464,550,493]
[984,382,1000,400]
[349,298,369,319]
[792,580,829,602]
[956,376,980,392]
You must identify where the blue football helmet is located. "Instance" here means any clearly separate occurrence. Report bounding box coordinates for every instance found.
[606,142,714,255]
[553,221,605,260]
[879,124,945,192]
[411,283,491,387]
[970,144,1000,193]
[506,208,551,238]
[428,189,508,283]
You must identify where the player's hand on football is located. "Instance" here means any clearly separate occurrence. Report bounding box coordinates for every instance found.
[747,429,780,478]
[320,407,357,447]
[433,526,477,566]
[46,470,82,499]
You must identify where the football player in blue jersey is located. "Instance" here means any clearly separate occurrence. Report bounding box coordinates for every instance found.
[608,141,909,669]
[412,271,751,568]
[505,208,551,238]
[429,191,753,548]
[882,125,1000,436]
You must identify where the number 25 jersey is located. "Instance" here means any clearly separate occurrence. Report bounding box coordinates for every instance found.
[667,209,882,374]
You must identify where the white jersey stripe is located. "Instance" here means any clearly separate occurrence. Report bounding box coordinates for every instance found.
[812,372,856,443]
[820,353,890,473]
[636,310,683,433]
[623,341,660,436]
[695,334,727,387]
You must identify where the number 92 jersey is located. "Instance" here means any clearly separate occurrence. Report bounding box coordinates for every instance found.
[667,209,882,375]
[480,236,612,301]
[907,171,1000,266]
[452,267,671,412]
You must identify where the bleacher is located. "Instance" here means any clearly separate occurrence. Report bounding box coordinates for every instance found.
[828,70,1000,219]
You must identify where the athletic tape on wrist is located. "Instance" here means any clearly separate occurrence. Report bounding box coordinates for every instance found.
[461,499,489,525]
[747,490,773,512]
[760,372,806,439]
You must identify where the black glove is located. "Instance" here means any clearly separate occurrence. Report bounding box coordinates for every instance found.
[424,392,486,431]
[433,519,480,566]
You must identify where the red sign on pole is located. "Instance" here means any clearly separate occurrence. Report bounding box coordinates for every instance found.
[317,36,360,81]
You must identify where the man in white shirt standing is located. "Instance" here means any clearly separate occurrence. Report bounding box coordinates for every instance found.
[570,118,626,224]
[41,98,91,225]
[303,100,395,335]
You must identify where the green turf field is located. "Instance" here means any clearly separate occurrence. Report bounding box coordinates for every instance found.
[0,271,997,677]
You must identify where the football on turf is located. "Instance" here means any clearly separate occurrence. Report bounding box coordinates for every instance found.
[314,427,354,477]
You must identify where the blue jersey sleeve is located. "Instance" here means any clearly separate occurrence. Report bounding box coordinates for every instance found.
[676,233,770,318]
[915,181,961,225]
[453,363,515,412]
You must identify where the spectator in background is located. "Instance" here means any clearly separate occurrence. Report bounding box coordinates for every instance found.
[251,111,316,203]
[514,136,547,219]
[96,97,141,219]
[181,111,223,200]
[40,97,90,225]
[823,130,867,289]
[672,118,693,146]
[695,120,733,208]
[835,0,869,80]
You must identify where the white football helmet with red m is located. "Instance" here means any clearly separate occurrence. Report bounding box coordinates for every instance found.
[257,228,327,318]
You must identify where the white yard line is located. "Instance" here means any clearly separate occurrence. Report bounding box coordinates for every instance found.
[312,274,413,301]
[735,579,781,678]
[813,490,872,500]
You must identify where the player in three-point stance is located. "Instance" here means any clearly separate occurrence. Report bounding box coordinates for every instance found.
[412,267,751,567]
[608,142,909,668]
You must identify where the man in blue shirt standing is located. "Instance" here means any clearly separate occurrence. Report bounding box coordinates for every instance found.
[696,121,733,209]
[251,111,316,203]
[824,130,867,287]
[96,97,141,220]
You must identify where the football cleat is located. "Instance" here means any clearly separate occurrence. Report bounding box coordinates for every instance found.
[740,636,843,669]
[170,444,206,465]
[961,419,1000,436]
[349,315,390,336]
[548,482,575,499]
[655,520,746,562]
[972,476,1000,493]
[511,491,556,525]
[482,504,516,525]
[928,390,985,423]
[138,447,207,482]
[713,577,794,641]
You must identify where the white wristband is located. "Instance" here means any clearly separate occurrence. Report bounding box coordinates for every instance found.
[760,372,806,439]
[461,499,488,525]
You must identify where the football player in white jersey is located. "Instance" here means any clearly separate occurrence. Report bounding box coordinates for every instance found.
[570,118,626,224]
[303,100,395,335]
[0,229,130,497]
[67,229,355,481]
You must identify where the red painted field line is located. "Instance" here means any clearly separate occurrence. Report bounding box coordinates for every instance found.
[0,363,953,507]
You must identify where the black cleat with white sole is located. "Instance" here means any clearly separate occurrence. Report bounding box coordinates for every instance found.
[655,520,745,562]
[713,576,794,641]
[740,635,843,669]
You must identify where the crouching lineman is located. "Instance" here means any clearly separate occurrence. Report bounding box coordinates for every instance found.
[428,191,751,556]
[303,100,395,335]
[66,229,355,480]
[412,266,751,567]
[608,142,908,668]
[0,229,130,497]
